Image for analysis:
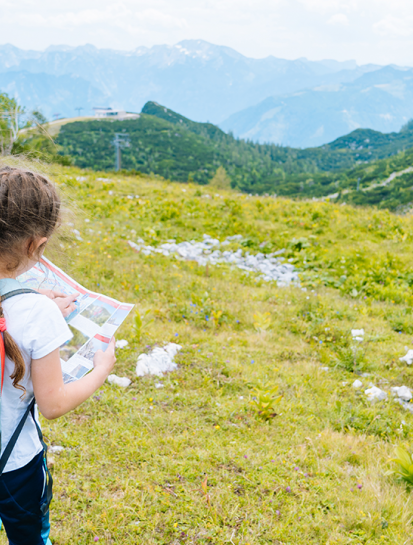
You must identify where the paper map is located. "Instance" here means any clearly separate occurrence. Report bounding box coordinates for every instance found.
[18,257,134,383]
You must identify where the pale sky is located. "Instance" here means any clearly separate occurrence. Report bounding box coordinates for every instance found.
[2,0,413,65]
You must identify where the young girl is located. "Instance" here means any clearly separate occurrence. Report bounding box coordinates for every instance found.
[0,165,116,544]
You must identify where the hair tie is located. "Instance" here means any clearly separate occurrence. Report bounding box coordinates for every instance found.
[0,318,7,332]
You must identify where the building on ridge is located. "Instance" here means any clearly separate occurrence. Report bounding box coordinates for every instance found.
[93,107,140,120]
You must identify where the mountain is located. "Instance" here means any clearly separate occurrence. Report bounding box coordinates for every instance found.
[0,40,380,124]
[220,66,413,148]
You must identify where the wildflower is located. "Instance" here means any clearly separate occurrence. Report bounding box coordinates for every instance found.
[276,510,280,516]
[294,467,299,471]
[244,455,248,459]
[94,538,99,542]
[357,483,363,489]
[286,486,291,493]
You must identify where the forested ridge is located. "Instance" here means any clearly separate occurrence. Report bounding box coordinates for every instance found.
[38,101,413,210]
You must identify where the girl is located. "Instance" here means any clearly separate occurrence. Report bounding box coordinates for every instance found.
[0,165,116,544]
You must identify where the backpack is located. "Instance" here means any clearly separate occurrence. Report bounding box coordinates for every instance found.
[0,285,53,515]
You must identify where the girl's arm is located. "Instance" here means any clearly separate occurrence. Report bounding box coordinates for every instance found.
[31,338,116,420]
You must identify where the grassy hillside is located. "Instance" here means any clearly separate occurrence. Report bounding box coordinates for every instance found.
[2,163,413,543]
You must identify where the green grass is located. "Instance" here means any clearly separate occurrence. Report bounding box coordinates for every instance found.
[3,163,413,543]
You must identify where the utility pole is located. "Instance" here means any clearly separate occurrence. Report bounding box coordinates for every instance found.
[112,133,130,171]
[75,107,84,117]
[53,113,61,121]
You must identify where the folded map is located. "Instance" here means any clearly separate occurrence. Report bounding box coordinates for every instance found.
[18,257,134,383]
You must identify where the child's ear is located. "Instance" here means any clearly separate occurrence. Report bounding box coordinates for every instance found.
[27,237,48,259]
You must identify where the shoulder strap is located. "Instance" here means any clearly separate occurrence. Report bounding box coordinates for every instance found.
[1,288,39,303]
[0,398,35,474]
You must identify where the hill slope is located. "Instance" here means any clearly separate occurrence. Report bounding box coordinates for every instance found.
[2,162,413,542]
[55,103,344,193]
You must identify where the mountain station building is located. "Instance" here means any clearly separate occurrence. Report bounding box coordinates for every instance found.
[93,108,140,120]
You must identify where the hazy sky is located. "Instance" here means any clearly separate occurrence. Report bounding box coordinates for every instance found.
[2,0,413,65]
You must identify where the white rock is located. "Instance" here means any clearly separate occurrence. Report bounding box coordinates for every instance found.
[107,374,131,387]
[365,386,387,401]
[116,339,129,349]
[136,343,182,377]
[400,349,413,365]
[127,236,299,287]
[351,329,364,338]
[164,342,182,358]
[49,445,65,454]
[352,379,363,389]
[391,385,412,401]
[395,398,413,413]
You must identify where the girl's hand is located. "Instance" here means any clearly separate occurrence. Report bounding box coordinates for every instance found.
[33,337,117,420]
[37,289,80,317]
[93,337,116,377]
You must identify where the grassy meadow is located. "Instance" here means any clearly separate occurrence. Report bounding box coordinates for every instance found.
[3,164,413,544]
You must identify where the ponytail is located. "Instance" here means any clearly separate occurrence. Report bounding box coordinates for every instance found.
[0,301,25,394]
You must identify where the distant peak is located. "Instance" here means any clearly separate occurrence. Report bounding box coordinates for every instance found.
[174,39,245,60]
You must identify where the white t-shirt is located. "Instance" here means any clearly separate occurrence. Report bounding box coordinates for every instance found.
[1,293,72,472]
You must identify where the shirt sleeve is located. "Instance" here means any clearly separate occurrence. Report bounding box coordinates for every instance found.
[23,295,73,360]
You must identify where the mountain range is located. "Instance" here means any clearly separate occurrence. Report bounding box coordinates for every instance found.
[221,66,413,147]
[1,40,412,147]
